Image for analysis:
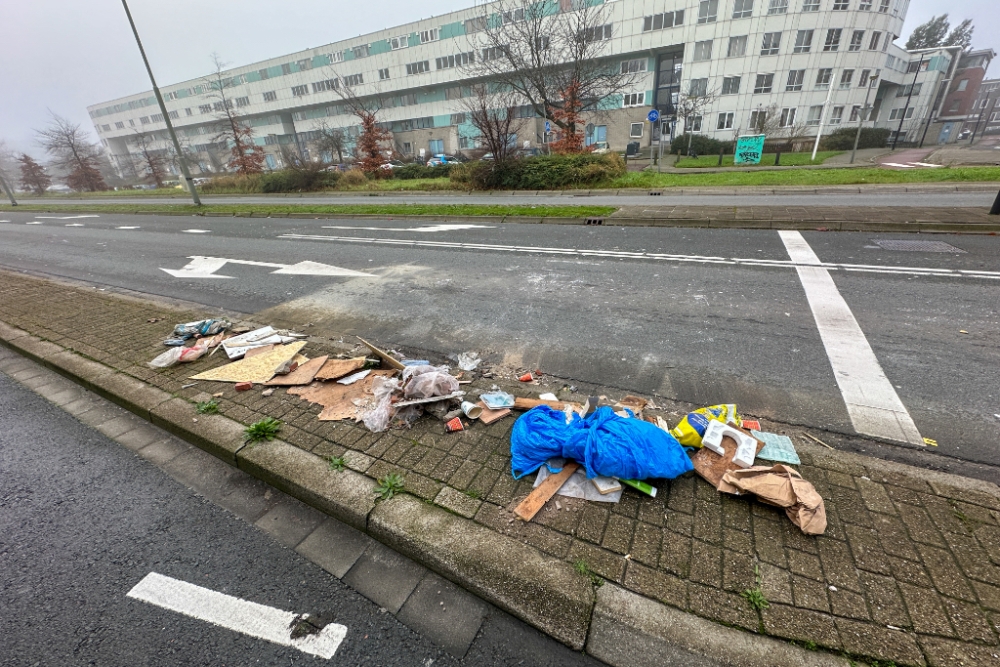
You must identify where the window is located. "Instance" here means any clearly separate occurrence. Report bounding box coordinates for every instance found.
[806,105,823,125]
[824,29,842,52]
[957,80,969,92]
[344,73,364,86]
[199,104,212,113]
[859,69,872,87]
[830,106,844,124]
[767,0,788,15]
[839,69,854,89]
[129,119,135,126]
[947,100,961,113]
[786,70,805,91]
[450,113,466,125]
[464,17,486,34]
[140,116,150,125]
[235,96,250,107]
[582,24,612,42]
[258,68,270,80]
[717,112,734,129]
[630,122,644,138]
[435,52,475,70]
[749,109,767,131]
[754,73,774,93]
[296,59,312,72]
[534,36,550,51]
[848,31,865,52]
[698,0,718,23]
[688,115,703,132]
[115,121,125,129]
[623,92,646,107]
[849,105,862,121]
[689,78,709,97]
[642,10,684,31]
[859,0,872,8]
[693,40,713,61]
[501,8,524,23]
[722,75,741,94]
[621,59,647,73]
[869,31,881,50]
[761,32,781,56]
[263,91,277,102]
[312,79,339,93]
[292,111,307,121]
[733,0,753,18]
[802,0,820,10]
[185,108,192,116]
[990,112,1000,122]
[406,61,429,76]
[379,68,390,81]
[291,85,309,97]
[794,30,813,53]
[878,0,889,12]
[833,0,849,9]
[896,83,923,97]
[816,68,833,89]
[779,108,797,127]
[329,51,344,64]
[420,28,439,43]
[211,102,226,112]
[728,35,748,57]
[352,44,370,59]
[281,63,292,76]
[101,124,110,132]
[482,46,506,62]
[389,35,409,50]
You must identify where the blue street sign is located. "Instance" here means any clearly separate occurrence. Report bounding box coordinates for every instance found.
[647,109,660,123]
[544,121,551,133]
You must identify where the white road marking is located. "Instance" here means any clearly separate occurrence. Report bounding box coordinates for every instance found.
[881,163,917,168]
[161,255,375,278]
[127,572,347,659]
[182,229,211,233]
[322,224,495,233]
[116,226,141,230]
[65,223,85,227]
[277,233,1000,281]
[779,230,923,445]
[912,162,944,168]
[35,215,100,219]
[0,219,9,223]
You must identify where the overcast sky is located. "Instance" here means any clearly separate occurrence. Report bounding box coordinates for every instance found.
[1,0,996,156]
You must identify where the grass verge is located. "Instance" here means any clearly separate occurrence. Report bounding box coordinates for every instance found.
[674,151,842,168]
[0,202,618,218]
[607,166,1000,188]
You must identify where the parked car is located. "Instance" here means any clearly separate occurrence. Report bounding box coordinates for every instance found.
[591,142,610,154]
[426,154,458,167]
[380,160,406,170]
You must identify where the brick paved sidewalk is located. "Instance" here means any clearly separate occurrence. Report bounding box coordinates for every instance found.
[3,270,1000,667]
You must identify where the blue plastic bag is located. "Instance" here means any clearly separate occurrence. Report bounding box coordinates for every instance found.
[511,406,694,481]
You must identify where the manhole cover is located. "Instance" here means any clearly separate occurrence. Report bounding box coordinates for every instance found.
[871,239,966,253]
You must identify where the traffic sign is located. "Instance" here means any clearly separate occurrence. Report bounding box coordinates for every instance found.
[647,109,660,123]
[544,121,551,133]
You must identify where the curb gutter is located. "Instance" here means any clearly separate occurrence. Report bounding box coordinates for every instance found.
[0,319,857,667]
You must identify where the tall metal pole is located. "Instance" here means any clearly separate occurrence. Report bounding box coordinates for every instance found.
[892,54,924,150]
[121,0,201,205]
[850,72,879,164]
[991,188,1000,215]
[0,171,17,206]
[811,74,836,161]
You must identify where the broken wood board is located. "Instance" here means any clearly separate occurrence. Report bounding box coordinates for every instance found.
[515,462,580,522]
[393,391,464,408]
[315,356,367,381]
[513,397,583,412]
[690,425,764,490]
[189,341,307,384]
[476,401,511,425]
[244,344,276,359]
[288,369,395,421]
[357,337,405,371]
[265,355,328,386]
[615,395,648,413]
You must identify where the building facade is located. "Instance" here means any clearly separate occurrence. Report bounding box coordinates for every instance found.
[972,78,1000,137]
[89,0,925,175]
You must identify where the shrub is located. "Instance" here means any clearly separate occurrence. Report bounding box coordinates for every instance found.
[394,163,452,180]
[259,169,340,193]
[199,174,263,194]
[820,127,891,151]
[672,133,735,156]
[464,152,626,190]
[337,169,369,187]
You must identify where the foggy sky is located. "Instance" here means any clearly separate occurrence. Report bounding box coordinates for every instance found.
[1,0,996,157]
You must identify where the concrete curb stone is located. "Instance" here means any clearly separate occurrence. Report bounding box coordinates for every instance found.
[150,397,248,464]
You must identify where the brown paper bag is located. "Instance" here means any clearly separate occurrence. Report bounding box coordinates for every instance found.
[719,464,827,535]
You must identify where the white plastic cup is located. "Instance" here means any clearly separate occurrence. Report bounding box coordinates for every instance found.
[461,401,483,419]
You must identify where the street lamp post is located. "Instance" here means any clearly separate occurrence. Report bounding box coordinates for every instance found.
[892,54,925,150]
[120,0,201,206]
[850,71,880,164]
[0,171,17,206]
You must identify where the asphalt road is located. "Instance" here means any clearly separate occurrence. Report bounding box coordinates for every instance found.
[0,370,602,666]
[11,190,998,207]
[0,211,998,467]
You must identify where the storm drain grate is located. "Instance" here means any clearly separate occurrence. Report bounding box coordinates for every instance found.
[871,239,966,253]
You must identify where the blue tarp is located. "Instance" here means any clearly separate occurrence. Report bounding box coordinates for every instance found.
[511,406,694,481]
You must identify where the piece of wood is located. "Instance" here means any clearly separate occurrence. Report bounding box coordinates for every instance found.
[514,462,580,522]
[265,355,328,386]
[690,424,764,490]
[314,356,367,381]
[288,369,396,421]
[357,337,405,371]
[804,432,835,450]
[476,402,511,425]
[513,397,583,412]
[189,342,307,384]
[243,344,276,359]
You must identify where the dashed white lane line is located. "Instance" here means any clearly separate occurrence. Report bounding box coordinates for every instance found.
[116,226,141,230]
[779,230,923,445]
[322,224,495,233]
[277,233,1000,281]
[182,229,211,233]
[26,221,43,225]
[65,223,85,227]
[127,572,347,659]
[34,215,100,219]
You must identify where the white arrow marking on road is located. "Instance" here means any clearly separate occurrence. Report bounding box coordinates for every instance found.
[161,256,376,279]
[322,224,495,233]
[182,229,211,233]
[127,572,347,659]
[35,215,100,219]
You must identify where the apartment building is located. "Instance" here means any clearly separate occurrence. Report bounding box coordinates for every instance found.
[973,78,1000,137]
[88,0,919,175]
[930,50,996,142]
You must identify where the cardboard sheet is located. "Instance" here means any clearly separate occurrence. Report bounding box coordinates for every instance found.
[189,341,307,384]
[690,424,764,489]
[476,401,511,425]
[288,369,396,421]
[718,464,827,535]
[314,356,367,381]
[265,355,329,386]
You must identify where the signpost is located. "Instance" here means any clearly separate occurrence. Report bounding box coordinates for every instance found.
[648,110,661,171]
[734,135,766,165]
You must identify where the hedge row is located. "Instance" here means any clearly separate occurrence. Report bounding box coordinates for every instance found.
[450,153,627,190]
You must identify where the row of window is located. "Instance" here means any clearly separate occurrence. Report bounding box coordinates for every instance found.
[688,102,868,133]
[691,0,891,24]
[692,28,884,61]
[699,65,876,96]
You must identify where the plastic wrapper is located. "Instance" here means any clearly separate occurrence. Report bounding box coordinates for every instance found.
[457,352,482,371]
[148,340,209,368]
[362,376,401,433]
[669,404,740,448]
[402,365,459,399]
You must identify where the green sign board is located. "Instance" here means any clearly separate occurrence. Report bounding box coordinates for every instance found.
[734,135,766,165]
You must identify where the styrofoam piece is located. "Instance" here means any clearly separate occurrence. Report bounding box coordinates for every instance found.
[703,420,758,468]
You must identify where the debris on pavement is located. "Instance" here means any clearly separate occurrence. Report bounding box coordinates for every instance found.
[457,352,482,371]
[690,423,763,490]
[235,382,253,392]
[358,337,405,371]
[222,326,302,360]
[752,431,801,465]
[461,401,482,419]
[289,370,397,422]
[314,356,367,381]
[804,432,834,450]
[480,390,515,410]
[533,464,622,503]
[518,372,534,382]
[445,417,464,432]
[261,388,275,397]
[669,404,740,447]
[337,369,372,385]
[265,355,329,387]
[163,318,229,346]
[476,401,511,425]
[718,464,827,535]
[147,339,211,368]
[189,341,307,384]
[515,461,580,521]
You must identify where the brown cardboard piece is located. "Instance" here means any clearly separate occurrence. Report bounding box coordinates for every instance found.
[690,425,764,489]
[288,369,396,421]
[718,464,827,535]
[315,356,367,381]
[265,355,329,386]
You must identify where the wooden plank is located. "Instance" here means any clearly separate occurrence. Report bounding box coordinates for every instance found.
[357,337,405,371]
[315,356,366,381]
[265,355,328,386]
[514,462,580,522]
[513,397,583,412]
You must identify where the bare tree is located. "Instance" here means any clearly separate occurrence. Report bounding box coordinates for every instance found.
[34,113,108,191]
[675,86,718,155]
[131,131,169,187]
[312,122,347,164]
[461,84,525,164]
[203,54,265,174]
[467,0,637,139]
[17,154,51,195]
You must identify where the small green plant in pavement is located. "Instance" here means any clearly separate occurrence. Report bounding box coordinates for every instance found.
[327,456,346,472]
[573,559,604,587]
[196,400,219,414]
[244,417,281,443]
[464,488,482,499]
[742,564,770,611]
[375,473,405,500]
